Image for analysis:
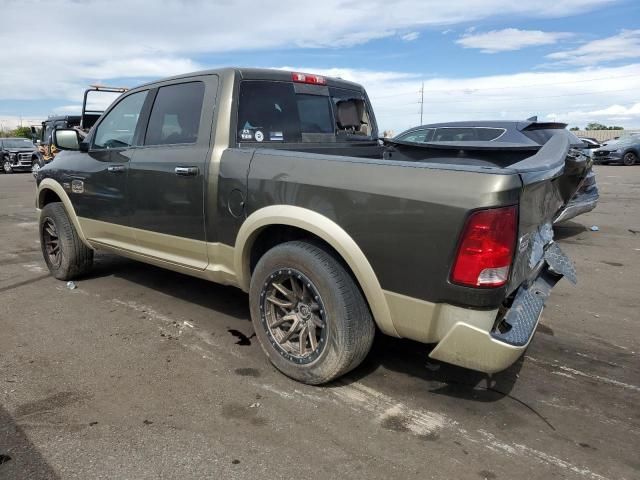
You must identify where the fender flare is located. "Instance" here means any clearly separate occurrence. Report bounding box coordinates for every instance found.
[37,178,92,248]
[234,205,398,337]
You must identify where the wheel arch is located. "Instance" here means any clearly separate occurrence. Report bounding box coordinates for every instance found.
[234,205,398,337]
[37,178,92,248]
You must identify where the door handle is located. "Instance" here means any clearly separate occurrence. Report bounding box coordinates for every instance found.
[174,166,199,176]
[107,165,125,173]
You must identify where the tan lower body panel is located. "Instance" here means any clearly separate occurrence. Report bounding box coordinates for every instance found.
[384,289,523,373]
[78,217,238,287]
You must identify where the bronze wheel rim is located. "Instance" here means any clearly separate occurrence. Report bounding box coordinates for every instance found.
[259,269,327,364]
[42,217,62,268]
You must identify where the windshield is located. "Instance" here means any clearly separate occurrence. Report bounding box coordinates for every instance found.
[3,139,33,148]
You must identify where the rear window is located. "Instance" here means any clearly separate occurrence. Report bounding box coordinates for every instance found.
[237,80,372,144]
[432,127,505,142]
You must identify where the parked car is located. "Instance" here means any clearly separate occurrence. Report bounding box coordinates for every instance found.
[592,133,640,165]
[1,137,39,173]
[393,121,599,224]
[36,68,583,384]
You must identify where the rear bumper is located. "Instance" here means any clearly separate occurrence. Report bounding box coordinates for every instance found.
[428,243,574,373]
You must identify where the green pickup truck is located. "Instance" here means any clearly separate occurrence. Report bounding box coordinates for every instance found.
[36,68,582,384]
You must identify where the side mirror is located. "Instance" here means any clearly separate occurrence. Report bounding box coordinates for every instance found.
[52,129,81,151]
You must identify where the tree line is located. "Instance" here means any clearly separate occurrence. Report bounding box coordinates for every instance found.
[569,123,624,131]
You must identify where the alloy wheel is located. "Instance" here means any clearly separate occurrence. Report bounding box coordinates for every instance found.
[623,153,636,166]
[259,269,327,364]
[42,217,62,268]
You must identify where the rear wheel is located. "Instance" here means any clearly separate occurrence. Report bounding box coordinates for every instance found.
[39,202,93,280]
[249,241,375,384]
[623,152,637,166]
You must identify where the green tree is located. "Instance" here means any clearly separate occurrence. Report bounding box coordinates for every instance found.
[11,126,33,139]
[585,122,625,131]
[569,126,580,131]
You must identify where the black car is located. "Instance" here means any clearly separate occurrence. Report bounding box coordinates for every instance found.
[592,133,640,166]
[1,137,39,173]
[392,120,598,223]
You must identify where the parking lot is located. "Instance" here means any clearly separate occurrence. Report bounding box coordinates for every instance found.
[0,167,638,479]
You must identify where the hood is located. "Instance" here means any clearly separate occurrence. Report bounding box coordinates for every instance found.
[6,148,36,153]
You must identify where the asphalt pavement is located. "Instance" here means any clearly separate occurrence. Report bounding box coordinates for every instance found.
[0,167,638,479]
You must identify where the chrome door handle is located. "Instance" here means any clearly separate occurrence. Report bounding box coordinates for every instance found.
[174,166,199,176]
[107,165,125,173]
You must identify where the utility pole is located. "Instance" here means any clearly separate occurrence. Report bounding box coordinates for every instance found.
[419,82,424,125]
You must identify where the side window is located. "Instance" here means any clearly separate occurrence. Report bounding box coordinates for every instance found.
[476,128,505,141]
[93,91,148,149]
[433,127,504,142]
[399,129,433,143]
[145,82,205,146]
[237,81,301,143]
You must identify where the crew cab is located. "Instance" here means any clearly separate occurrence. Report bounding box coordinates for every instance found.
[35,68,582,384]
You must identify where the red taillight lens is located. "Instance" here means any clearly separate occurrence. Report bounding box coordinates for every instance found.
[291,72,327,85]
[451,206,518,288]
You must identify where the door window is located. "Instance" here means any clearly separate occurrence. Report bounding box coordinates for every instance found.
[398,129,434,143]
[93,91,148,149]
[145,82,205,145]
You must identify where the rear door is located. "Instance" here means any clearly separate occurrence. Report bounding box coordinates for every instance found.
[128,76,217,269]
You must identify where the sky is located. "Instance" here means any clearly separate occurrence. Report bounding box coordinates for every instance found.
[1,0,639,134]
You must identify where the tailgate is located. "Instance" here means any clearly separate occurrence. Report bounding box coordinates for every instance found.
[507,134,587,293]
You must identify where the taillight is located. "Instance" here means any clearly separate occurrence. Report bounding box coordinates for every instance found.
[291,72,327,85]
[451,206,518,288]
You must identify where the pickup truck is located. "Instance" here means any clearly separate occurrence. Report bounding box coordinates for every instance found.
[36,68,581,384]
[1,137,39,173]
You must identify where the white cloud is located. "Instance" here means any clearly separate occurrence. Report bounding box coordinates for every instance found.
[0,0,615,103]
[401,32,420,41]
[0,116,44,131]
[546,29,640,65]
[285,63,640,132]
[0,0,631,132]
[456,28,573,53]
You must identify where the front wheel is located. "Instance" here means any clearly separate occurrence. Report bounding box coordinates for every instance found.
[623,152,637,166]
[39,202,94,280]
[2,157,13,174]
[249,241,375,385]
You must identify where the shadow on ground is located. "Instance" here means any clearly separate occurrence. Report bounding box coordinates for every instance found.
[83,253,525,401]
[0,404,60,480]
[553,221,588,240]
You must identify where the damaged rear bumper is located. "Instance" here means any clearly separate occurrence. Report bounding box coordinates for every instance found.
[429,243,575,373]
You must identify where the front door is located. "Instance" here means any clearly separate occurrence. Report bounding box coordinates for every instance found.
[128,78,216,269]
[73,90,149,249]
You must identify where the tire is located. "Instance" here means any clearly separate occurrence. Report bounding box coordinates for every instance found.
[2,157,13,174]
[31,156,43,176]
[249,241,375,385]
[622,152,637,166]
[39,202,93,280]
